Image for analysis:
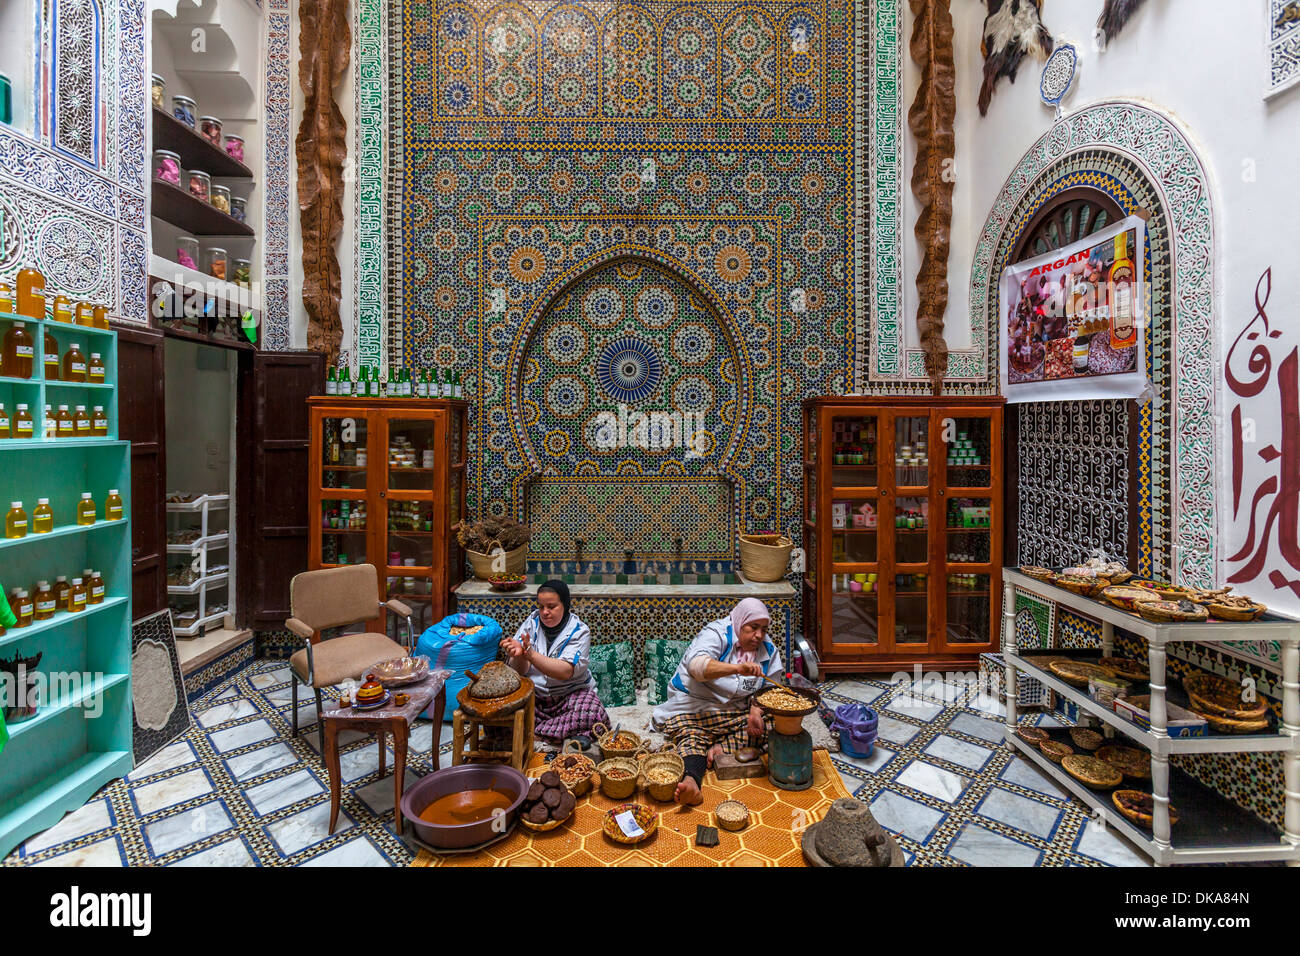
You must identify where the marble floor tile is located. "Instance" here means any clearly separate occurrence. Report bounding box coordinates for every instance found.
[144,801,233,857]
[353,774,404,817]
[169,837,255,867]
[299,836,390,867]
[130,768,214,816]
[304,728,369,753]
[833,680,887,705]
[836,769,864,797]
[895,760,968,803]
[948,823,1042,867]
[923,734,994,772]
[208,718,277,754]
[407,722,434,753]
[212,687,238,701]
[947,712,1005,744]
[197,697,260,728]
[264,685,298,707]
[1000,757,1069,800]
[128,741,197,780]
[1074,820,1150,867]
[245,769,326,817]
[33,836,125,867]
[1035,713,1066,728]
[875,715,922,745]
[266,803,355,857]
[251,667,291,690]
[868,790,946,844]
[885,696,944,721]
[834,744,894,775]
[21,798,113,855]
[339,742,395,783]
[225,742,300,783]
[976,787,1064,840]
[966,695,1006,718]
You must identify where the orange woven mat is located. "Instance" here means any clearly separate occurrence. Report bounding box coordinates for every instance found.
[410,749,850,867]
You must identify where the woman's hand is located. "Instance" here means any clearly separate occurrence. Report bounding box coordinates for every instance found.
[747,705,765,738]
[502,638,528,659]
[733,661,763,677]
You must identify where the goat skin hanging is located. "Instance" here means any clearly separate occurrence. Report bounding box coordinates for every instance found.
[1097,0,1148,45]
[978,0,1054,116]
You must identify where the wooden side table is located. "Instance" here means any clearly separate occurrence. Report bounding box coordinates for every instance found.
[320,673,447,836]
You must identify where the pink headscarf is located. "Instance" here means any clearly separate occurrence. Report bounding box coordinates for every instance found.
[730,598,771,643]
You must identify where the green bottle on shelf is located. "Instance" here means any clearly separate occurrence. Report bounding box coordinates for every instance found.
[326,366,338,395]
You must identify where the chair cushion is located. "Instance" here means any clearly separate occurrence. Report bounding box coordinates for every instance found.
[290,633,408,688]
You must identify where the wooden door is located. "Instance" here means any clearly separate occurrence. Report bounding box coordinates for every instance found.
[239,350,325,629]
[113,322,167,618]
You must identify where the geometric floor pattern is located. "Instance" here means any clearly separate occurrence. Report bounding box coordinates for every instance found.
[2,660,1151,866]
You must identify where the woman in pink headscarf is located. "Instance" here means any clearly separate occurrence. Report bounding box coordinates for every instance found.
[651,598,783,805]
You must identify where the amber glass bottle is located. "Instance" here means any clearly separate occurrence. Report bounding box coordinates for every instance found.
[73,405,91,438]
[66,577,87,613]
[77,492,96,525]
[62,343,87,382]
[5,501,27,538]
[2,320,35,378]
[15,266,46,320]
[92,406,108,437]
[86,570,105,605]
[55,404,74,438]
[106,489,124,522]
[44,328,60,380]
[33,581,55,621]
[88,353,106,383]
[52,576,70,608]
[11,403,33,440]
[32,497,53,533]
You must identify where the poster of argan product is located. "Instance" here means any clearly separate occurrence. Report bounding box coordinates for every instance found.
[999,215,1150,403]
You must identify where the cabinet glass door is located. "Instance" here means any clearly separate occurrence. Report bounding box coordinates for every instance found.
[942,414,994,490]
[319,495,369,567]
[382,412,442,638]
[828,413,881,489]
[321,414,369,491]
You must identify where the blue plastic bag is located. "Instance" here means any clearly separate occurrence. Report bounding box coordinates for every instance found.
[415,612,503,720]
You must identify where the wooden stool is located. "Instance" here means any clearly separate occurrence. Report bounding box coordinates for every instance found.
[451,678,534,772]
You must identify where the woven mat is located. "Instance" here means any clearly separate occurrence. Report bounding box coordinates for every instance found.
[410,750,850,867]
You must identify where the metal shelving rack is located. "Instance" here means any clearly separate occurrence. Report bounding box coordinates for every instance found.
[166,492,230,636]
[1001,568,1300,866]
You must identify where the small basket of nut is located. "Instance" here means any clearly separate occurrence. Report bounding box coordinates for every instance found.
[551,739,597,797]
[593,722,644,761]
[641,743,685,802]
[598,756,642,800]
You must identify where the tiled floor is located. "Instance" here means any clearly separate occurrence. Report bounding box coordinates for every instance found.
[2,660,1155,866]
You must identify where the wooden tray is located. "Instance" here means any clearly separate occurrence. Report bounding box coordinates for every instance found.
[1113,790,1179,830]
[1062,754,1123,790]
[1048,659,1114,687]
[1097,744,1151,781]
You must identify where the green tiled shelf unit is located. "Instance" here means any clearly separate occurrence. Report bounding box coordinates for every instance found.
[0,309,132,858]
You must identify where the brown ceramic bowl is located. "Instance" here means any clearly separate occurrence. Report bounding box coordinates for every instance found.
[399,764,529,849]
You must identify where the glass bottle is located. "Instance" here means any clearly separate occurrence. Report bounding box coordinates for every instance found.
[44,327,59,380]
[16,266,46,320]
[52,294,73,324]
[0,281,12,312]
[56,404,74,438]
[73,405,92,437]
[92,406,108,437]
[33,581,55,621]
[11,403,32,439]
[86,570,105,605]
[326,366,338,395]
[88,353,106,383]
[32,497,52,533]
[44,405,57,439]
[13,589,32,628]
[66,577,87,613]
[2,320,35,378]
[338,366,352,397]
[62,342,87,382]
[93,305,110,330]
[75,302,95,327]
[52,576,70,608]
[0,402,8,440]
[77,491,96,525]
[454,371,464,399]
[5,501,27,538]
[106,489,124,522]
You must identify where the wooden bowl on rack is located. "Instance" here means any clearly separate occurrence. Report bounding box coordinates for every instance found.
[1137,600,1208,624]
[1206,598,1267,622]
[1018,565,1055,582]
[1101,586,1160,613]
[1097,744,1151,781]
[1183,672,1268,719]
[1097,656,1149,683]
[1016,726,1050,748]
[1113,790,1179,830]
[1054,573,1105,597]
[1048,660,1115,688]
[1062,754,1123,790]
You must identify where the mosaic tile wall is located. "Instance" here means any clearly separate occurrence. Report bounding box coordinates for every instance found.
[0,0,148,325]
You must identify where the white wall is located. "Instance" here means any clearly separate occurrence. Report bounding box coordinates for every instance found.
[0,0,37,137]
[930,0,1300,612]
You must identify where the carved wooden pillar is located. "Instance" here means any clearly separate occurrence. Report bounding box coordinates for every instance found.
[908,0,955,392]
[296,0,351,364]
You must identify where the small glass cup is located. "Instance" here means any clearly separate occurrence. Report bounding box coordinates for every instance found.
[153,148,182,186]
[172,94,197,128]
[151,74,166,109]
[224,134,245,164]
[199,115,222,146]
[176,236,200,270]
[211,184,231,214]
[187,169,210,202]
[204,247,228,281]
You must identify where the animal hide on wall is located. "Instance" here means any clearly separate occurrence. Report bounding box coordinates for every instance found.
[908,0,955,390]
[1097,0,1149,45]
[296,0,351,364]
[979,0,1053,116]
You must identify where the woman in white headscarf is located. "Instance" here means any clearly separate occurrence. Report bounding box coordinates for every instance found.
[652,598,782,804]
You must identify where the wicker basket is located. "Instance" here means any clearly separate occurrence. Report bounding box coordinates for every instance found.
[1016,726,1050,748]
[1183,672,1268,719]
[715,799,750,831]
[593,723,644,761]
[1113,790,1179,830]
[1097,745,1151,781]
[1097,656,1149,682]
[1069,727,1104,752]
[1062,754,1123,790]
[467,544,527,579]
[552,740,597,797]
[1206,599,1266,622]
[738,533,793,583]
[1137,600,1208,624]
[1054,573,1104,596]
[641,744,685,802]
[598,757,641,800]
[1039,740,1073,764]
[1048,660,1114,688]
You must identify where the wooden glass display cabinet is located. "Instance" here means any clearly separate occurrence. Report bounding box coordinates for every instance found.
[307,397,468,639]
[802,397,1005,673]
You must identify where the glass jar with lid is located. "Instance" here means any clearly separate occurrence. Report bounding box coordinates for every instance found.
[153,148,182,186]
[204,247,228,281]
[186,169,210,202]
[199,115,222,146]
[151,74,166,109]
[230,195,247,223]
[233,259,251,288]
[172,94,197,128]
[176,236,199,270]
[224,134,245,164]
[211,184,231,214]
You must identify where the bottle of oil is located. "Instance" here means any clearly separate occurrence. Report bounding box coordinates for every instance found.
[11,403,33,440]
[73,405,92,438]
[93,305,110,330]
[77,491,96,525]
[62,342,87,382]
[43,328,59,380]
[15,266,46,320]
[2,320,35,378]
[106,489,124,522]
[52,575,70,608]
[33,581,55,621]
[44,404,56,439]
[85,570,105,605]
[12,589,32,628]
[88,352,106,383]
[0,281,13,312]
[32,497,53,533]
[55,404,74,438]
[92,405,108,437]
[52,295,74,325]
[75,302,95,327]
[5,501,28,538]
[66,577,87,613]
[0,403,8,440]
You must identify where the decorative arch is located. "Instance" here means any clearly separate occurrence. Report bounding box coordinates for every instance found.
[507,247,754,478]
[660,5,720,119]
[778,7,820,119]
[539,5,599,117]
[721,6,777,119]
[600,3,658,117]
[970,100,1216,586]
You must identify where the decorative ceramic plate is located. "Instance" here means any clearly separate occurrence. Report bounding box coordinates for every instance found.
[351,690,392,710]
